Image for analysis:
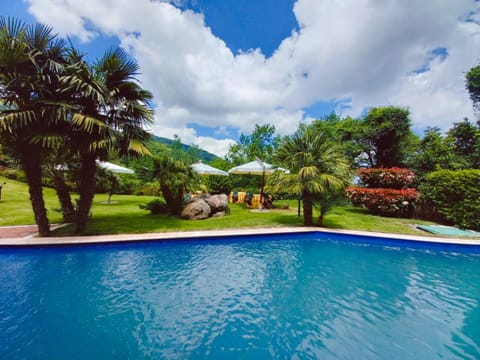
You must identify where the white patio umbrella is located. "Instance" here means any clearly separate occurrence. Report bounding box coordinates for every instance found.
[96,161,134,203]
[228,159,277,208]
[191,161,228,176]
[96,161,134,174]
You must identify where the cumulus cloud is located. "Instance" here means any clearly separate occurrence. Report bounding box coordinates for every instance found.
[26,0,480,156]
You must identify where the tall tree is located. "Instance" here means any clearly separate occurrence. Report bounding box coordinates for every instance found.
[0,17,72,236]
[226,124,277,164]
[65,48,154,233]
[466,65,480,112]
[269,125,351,226]
[408,127,456,180]
[311,113,369,166]
[363,106,413,167]
[446,119,480,169]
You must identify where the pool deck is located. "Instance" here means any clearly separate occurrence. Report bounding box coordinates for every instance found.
[0,226,480,247]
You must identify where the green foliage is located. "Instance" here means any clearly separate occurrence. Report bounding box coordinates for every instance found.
[0,168,27,182]
[139,198,168,214]
[147,156,198,215]
[311,113,368,166]
[446,119,480,168]
[135,181,160,196]
[466,65,480,111]
[408,127,457,180]
[270,125,352,225]
[226,124,277,164]
[363,106,414,167]
[420,169,480,230]
[0,175,452,238]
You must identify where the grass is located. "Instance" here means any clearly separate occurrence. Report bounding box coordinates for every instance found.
[0,175,64,226]
[0,175,466,238]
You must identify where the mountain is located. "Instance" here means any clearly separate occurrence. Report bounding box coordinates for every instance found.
[151,135,220,162]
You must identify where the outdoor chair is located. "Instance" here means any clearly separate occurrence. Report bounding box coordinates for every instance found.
[262,193,273,209]
[244,192,253,207]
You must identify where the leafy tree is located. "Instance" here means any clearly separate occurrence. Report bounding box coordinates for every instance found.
[408,127,456,180]
[226,124,278,192]
[363,106,414,167]
[226,124,277,164]
[466,65,480,112]
[446,119,480,169]
[0,17,73,236]
[311,113,369,166]
[269,125,351,226]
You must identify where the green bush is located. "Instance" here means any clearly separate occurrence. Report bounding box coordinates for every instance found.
[117,177,141,195]
[0,168,27,182]
[420,169,480,230]
[139,198,168,214]
[135,182,160,196]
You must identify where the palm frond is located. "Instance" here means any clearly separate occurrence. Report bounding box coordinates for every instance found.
[0,110,35,131]
[72,113,108,134]
[30,134,64,148]
[127,139,151,156]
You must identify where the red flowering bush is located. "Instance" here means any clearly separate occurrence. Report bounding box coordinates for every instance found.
[358,167,416,189]
[346,187,419,217]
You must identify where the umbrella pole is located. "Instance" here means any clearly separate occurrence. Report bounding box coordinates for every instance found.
[259,171,265,209]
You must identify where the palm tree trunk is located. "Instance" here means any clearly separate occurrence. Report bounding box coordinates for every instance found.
[160,182,183,215]
[53,172,76,222]
[21,148,50,236]
[302,190,313,226]
[316,212,324,226]
[76,153,96,233]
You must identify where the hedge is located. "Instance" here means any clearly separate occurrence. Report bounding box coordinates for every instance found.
[346,187,419,217]
[420,169,480,230]
[358,167,416,189]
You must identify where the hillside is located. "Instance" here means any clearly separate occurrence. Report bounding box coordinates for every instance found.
[151,135,220,162]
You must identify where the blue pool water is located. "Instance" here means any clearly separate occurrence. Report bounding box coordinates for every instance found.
[1,233,480,359]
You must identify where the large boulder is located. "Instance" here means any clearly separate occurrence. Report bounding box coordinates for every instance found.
[205,194,229,213]
[180,199,211,220]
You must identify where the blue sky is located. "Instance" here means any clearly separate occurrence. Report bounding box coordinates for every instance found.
[1,0,479,156]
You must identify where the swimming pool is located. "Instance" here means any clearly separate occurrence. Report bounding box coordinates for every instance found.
[1,232,479,359]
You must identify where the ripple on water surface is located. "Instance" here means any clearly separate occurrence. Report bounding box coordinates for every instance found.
[1,234,480,359]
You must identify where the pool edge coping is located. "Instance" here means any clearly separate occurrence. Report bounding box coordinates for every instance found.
[1,226,480,246]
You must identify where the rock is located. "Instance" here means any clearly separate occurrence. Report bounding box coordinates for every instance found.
[205,194,229,213]
[180,199,211,220]
[212,211,225,218]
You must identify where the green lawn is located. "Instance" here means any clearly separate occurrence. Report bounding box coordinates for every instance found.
[0,175,456,238]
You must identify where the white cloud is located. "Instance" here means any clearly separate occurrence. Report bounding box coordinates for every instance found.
[26,0,480,156]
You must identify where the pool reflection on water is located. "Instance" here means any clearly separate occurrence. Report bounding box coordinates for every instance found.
[1,233,479,359]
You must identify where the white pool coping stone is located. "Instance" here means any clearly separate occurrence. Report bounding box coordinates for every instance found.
[0,226,480,247]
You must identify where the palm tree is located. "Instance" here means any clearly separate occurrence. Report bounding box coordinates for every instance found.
[146,156,198,215]
[0,17,72,236]
[269,126,352,226]
[64,48,153,233]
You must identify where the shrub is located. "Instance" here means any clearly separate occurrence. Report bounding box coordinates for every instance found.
[358,167,416,189]
[135,182,161,196]
[139,198,168,214]
[346,186,419,217]
[420,169,480,230]
[0,168,27,182]
[116,177,141,195]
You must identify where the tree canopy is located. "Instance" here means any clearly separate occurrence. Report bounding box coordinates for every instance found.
[269,124,351,226]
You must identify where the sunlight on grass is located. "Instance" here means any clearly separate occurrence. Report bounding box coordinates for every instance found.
[0,175,449,238]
